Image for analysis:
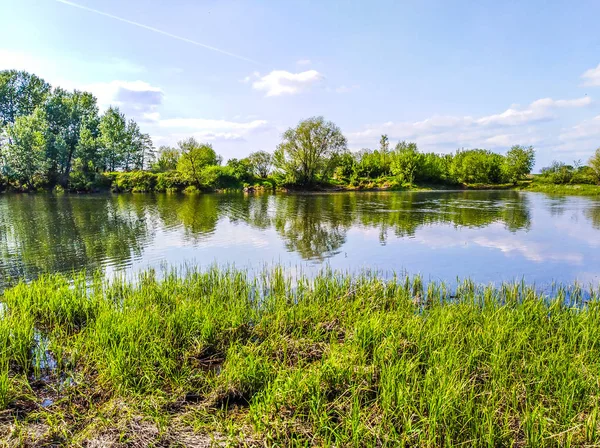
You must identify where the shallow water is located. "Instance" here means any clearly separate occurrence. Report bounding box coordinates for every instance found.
[0,190,599,288]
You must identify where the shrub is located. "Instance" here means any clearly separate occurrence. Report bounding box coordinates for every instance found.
[156,171,187,192]
[113,171,157,192]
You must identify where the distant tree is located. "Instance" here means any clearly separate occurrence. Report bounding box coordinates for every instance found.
[122,119,153,171]
[540,161,574,184]
[589,148,600,184]
[4,108,49,189]
[226,158,253,182]
[177,138,220,186]
[152,146,180,172]
[0,70,51,126]
[248,150,272,178]
[45,88,99,184]
[503,145,535,184]
[99,107,128,171]
[450,149,505,184]
[274,116,347,186]
[391,141,421,184]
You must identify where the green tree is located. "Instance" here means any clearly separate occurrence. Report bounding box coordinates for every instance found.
[177,138,220,186]
[4,108,49,189]
[0,70,51,126]
[99,107,128,171]
[450,149,505,184]
[226,158,253,182]
[248,150,272,178]
[589,148,600,184]
[151,146,180,172]
[122,119,153,171]
[503,145,535,184]
[274,116,347,186]
[391,141,421,184]
[45,88,99,184]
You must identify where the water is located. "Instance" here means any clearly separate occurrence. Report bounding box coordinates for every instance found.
[0,190,599,288]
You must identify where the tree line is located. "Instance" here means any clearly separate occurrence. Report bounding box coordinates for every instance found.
[2,70,598,193]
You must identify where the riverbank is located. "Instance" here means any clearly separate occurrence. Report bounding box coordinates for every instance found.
[1,268,599,446]
[518,181,600,196]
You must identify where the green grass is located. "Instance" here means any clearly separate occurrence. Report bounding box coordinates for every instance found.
[1,268,600,446]
[519,181,600,196]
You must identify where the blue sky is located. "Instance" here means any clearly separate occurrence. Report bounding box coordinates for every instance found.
[1,0,600,169]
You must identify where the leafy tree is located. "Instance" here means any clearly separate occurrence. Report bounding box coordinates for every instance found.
[390,141,421,184]
[450,149,505,184]
[122,119,153,171]
[0,70,51,126]
[99,107,128,171]
[45,88,99,184]
[151,146,180,172]
[226,158,253,182]
[177,138,220,186]
[540,161,575,184]
[333,152,356,180]
[589,148,600,184]
[503,145,535,184]
[248,150,272,178]
[3,108,49,189]
[274,116,347,186]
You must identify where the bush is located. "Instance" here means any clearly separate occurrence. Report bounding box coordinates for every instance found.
[113,171,157,192]
[539,162,574,184]
[156,171,187,192]
[201,165,240,189]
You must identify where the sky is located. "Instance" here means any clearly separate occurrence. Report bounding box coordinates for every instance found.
[1,0,599,170]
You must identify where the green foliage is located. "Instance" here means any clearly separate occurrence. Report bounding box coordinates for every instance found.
[226,158,254,183]
[247,150,272,178]
[503,145,535,184]
[2,268,600,445]
[274,116,347,186]
[390,141,421,184]
[114,171,158,192]
[589,148,600,184]
[200,165,239,189]
[156,170,187,192]
[0,70,51,126]
[151,145,180,172]
[451,149,505,184]
[177,138,220,186]
[3,107,49,190]
[539,161,575,184]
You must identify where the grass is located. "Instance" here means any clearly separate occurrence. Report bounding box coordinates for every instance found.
[1,267,600,446]
[518,181,600,196]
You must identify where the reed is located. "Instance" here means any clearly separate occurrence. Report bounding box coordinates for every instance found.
[1,267,600,446]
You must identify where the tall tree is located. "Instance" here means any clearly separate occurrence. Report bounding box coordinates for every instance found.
[4,108,49,189]
[503,145,535,184]
[0,70,51,126]
[391,141,421,184]
[274,116,347,186]
[151,146,180,172]
[589,148,600,184]
[98,107,128,171]
[177,138,219,186]
[45,88,99,184]
[248,150,272,178]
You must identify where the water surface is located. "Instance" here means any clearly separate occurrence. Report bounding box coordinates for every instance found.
[1,190,599,288]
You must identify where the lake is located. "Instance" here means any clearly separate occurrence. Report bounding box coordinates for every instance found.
[1,190,599,289]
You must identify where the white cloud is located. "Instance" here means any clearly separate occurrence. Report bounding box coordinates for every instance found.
[84,80,164,120]
[349,96,592,152]
[159,118,268,131]
[581,63,600,87]
[252,70,324,96]
[559,115,600,142]
[296,59,312,66]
